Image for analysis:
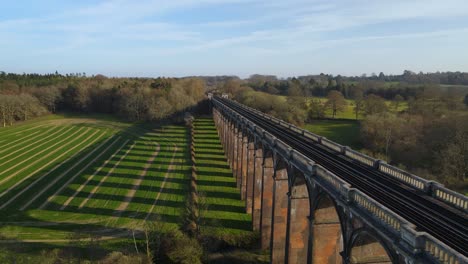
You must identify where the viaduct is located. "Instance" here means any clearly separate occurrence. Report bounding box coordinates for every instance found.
[209,96,467,264]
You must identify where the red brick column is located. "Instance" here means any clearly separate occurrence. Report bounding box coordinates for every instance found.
[240,136,248,200]
[312,194,342,264]
[261,154,274,249]
[245,142,255,214]
[232,127,239,182]
[235,132,243,188]
[271,163,289,264]
[226,122,232,165]
[287,176,310,264]
[252,146,264,231]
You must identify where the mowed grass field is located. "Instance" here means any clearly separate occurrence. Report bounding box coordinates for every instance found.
[304,120,362,149]
[0,115,251,244]
[193,118,251,237]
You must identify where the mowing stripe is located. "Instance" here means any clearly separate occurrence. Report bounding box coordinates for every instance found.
[0,129,105,209]
[18,132,111,211]
[0,125,72,171]
[0,127,52,153]
[104,142,160,227]
[11,124,48,135]
[113,143,160,214]
[78,142,137,209]
[60,139,130,210]
[145,144,178,220]
[0,126,65,164]
[0,124,48,140]
[37,136,121,210]
[0,127,87,185]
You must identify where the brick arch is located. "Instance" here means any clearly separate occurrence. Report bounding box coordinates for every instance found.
[347,228,394,264]
[286,167,313,263]
[311,191,345,264]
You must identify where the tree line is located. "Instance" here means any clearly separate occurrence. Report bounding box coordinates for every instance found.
[0,73,205,126]
[221,78,467,191]
[242,73,468,101]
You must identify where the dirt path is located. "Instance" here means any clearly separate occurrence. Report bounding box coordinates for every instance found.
[0,126,87,186]
[0,126,65,166]
[79,142,136,209]
[145,144,178,220]
[0,126,53,154]
[0,230,133,244]
[37,136,121,210]
[60,139,130,210]
[115,143,161,213]
[0,130,105,209]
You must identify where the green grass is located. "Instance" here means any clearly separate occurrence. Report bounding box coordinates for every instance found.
[0,114,253,261]
[247,91,408,120]
[193,118,252,237]
[314,97,408,119]
[0,116,192,242]
[303,120,362,149]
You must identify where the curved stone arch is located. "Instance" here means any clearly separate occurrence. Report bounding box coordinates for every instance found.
[347,228,395,264]
[310,188,346,264]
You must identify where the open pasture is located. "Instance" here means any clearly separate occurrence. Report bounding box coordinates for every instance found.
[0,116,193,241]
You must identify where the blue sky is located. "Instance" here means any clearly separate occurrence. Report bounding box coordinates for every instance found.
[1,0,468,78]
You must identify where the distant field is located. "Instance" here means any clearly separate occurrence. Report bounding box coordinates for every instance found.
[0,115,250,244]
[260,92,407,120]
[313,97,407,120]
[303,120,362,149]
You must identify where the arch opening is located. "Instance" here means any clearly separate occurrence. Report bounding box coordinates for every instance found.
[312,193,343,264]
[350,231,392,264]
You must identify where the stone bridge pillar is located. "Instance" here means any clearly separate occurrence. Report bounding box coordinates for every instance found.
[270,159,289,263]
[287,172,311,264]
[227,122,233,165]
[240,135,249,200]
[245,141,255,214]
[232,126,239,179]
[221,115,227,147]
[312,192,343,264]
[260,151,274,249]
[235,131,243,189]
[252,143,264,231]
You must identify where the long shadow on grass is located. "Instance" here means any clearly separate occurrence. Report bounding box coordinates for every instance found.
[0,120,193,244]
[194,119,252,232]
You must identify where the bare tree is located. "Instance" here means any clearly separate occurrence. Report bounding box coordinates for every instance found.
[326,90,346,118]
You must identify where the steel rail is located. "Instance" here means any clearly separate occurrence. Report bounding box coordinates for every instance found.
[215,97,468,256]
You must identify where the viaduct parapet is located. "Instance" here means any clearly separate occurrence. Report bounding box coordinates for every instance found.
[211,96,468,264]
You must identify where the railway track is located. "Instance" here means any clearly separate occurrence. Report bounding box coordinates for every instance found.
[215,96,468,256]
